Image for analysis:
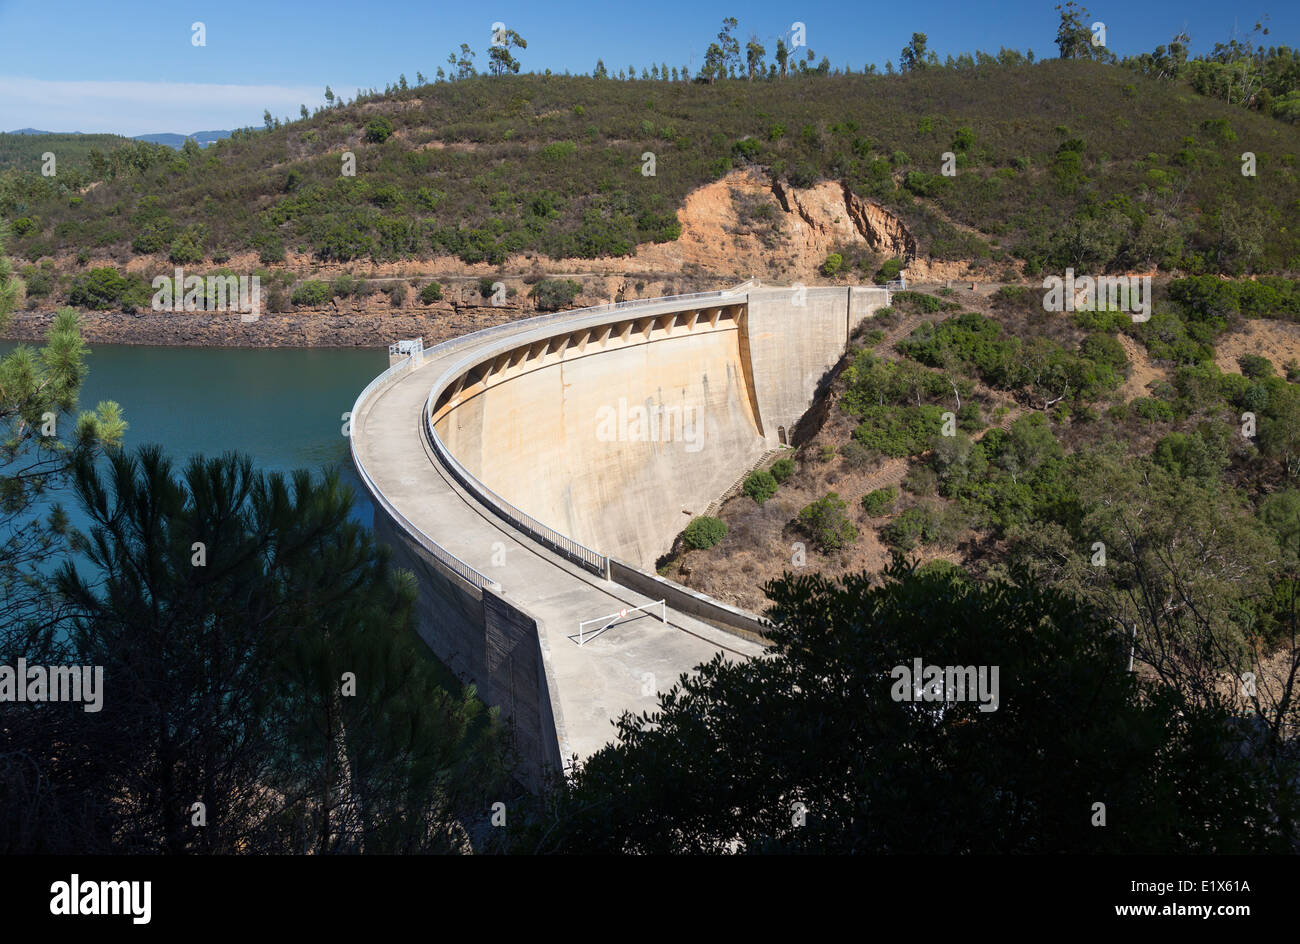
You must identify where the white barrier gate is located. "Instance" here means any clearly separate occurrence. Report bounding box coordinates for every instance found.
[578,599,667,647]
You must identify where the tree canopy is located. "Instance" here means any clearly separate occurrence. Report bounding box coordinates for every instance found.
[526,559,1298,853]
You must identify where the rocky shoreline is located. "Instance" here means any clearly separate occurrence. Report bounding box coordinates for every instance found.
[0,305,529,348]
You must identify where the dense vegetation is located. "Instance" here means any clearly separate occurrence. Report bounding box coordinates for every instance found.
[682,515,727,549]
[521,559,1297,853]
[8,2,1300,855]
[660,275,1300,813]
[3,56,1298,279]
[0,132,167,175]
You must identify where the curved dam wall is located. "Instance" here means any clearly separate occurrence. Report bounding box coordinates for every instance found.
[432,286,889,570]
[354,283,887,789]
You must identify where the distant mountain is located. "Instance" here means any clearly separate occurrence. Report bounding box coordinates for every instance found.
[4,128,232,149]
[131,130,232,149]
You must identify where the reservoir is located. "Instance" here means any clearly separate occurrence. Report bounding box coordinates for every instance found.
[1,340,389,529]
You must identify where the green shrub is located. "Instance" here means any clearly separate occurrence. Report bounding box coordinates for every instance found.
[797,492,858,552]
[1243,382,1270,415]
[993,284,1031,307]
[1169,275,1300,323]
[532,278,581,311]
[255,234,285,263]
[21,264,53,299]
[419,281,443,304]
[1079,332,1128,371]
[770,457,796,483]
[1131,397,1175,423]
[68,267,127,309]
[364,117,395,143]
[683,516,727,550]
[291,280,331,307]
[129,214,173,254]
[821,253,843,277]
[540,141,577,161]
[916,559,966,581]
[902,170,952,197]
[478,276,498,298]
[415,187,444,211]
[1239,353,1274,379]
[330,274,367,298]
[862,486,897,516]
[732,138,761,162]
[851,404,946,457]
[118,274,153,313]
[744,469,779,505]
[881,505,940,550]
[873,258,904,285]
[386,281,407,306]
[956,402,983,432]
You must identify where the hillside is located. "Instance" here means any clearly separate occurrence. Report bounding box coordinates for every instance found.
[663,274,1300,713]
[0,131,163,173]
[3,60,1299,283]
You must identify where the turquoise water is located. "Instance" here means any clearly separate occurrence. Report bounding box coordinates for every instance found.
[1,341,388,529]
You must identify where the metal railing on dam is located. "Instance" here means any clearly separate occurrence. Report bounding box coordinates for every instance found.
[422,405,609,577]
[348,349,500,592]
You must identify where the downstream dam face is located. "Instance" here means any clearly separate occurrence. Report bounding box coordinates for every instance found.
[432,285,890,569]
[351,282,889,788]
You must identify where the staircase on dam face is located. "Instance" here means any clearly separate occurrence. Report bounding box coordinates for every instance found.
[700,446,792,519]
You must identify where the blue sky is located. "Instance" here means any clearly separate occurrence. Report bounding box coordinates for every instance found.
[0,0,1293,136]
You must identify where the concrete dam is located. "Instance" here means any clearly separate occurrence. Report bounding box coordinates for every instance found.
[351,283,891,788]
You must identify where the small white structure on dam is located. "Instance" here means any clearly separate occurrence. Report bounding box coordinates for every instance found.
[351,281,890,788]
